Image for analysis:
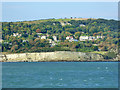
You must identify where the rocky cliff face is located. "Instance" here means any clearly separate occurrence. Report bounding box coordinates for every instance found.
[1,51,105,62]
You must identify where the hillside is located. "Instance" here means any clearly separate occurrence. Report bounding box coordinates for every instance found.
[2,18,119,60]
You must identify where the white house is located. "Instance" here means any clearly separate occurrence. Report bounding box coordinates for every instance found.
[88,36,92,40]
[13,33,18,37]
[66,36,73,40]
[41,36,46,39]
[48,39,52,43]
[37,33,42,35]
[60,22,71,26]
[52,41,56,46]
[93,44,98,46]
[53,36,57,41]
[46,34,49,37]
[96,36,103,39]
[53,23,56,25]
[50,41,57,47]
[79,35,102,41]
[92,36,96,40]
[9,43,12,45]
[79,24,85,27]
[0,39,2,43]
[67,23,71,25]
[4,42,8,44]
[13,33,21,37]
[66,36,70,40]
[79,36,89,41]
[89,36,96,40]
[22,40,28,43]
[69,39,78,42]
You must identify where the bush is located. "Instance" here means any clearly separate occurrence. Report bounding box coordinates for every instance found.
[103,52,117,59]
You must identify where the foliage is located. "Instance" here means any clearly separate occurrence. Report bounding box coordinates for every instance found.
[103,52,117,59]
[2,18,118,55]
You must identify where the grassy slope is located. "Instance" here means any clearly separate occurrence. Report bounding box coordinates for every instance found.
[90,51,108,55]
[13,18,95,24]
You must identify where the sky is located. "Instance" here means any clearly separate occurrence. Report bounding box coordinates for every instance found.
[2,2,118,22]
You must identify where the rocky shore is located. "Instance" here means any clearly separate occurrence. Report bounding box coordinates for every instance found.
[0,51,118,62]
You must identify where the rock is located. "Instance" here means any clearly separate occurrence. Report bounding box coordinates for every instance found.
[1,51,105,62]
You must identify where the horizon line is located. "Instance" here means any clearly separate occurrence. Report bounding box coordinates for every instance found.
[2,17,118,22]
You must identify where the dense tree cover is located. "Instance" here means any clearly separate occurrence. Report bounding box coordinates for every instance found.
[2,18,118,58]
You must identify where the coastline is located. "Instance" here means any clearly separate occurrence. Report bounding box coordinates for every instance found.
[0,60,120,63]
[1,51,119,62]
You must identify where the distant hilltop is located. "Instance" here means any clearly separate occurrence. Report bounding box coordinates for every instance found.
[21,18,96,24]
[69,17,96,20]
[3,17,102,23]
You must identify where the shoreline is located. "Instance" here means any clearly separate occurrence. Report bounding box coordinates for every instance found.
[1,61,119,63]
[0,51,119,62]
[1,51,119,62]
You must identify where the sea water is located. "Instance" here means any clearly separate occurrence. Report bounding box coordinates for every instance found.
[2,62,118,88]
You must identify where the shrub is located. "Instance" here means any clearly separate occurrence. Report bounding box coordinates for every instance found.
[103,52,117,59]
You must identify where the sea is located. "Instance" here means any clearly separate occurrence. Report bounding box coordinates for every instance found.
[2,62,118,88]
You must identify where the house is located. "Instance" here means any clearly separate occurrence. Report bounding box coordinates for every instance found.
[52,42,56,46]
[66,36,78,42]
[53,36,57,41]
[60,22,71,26]
[53,23,56,25]
[96,36,103,39]
[37,33,42,38]
[93,44,98,46]
[13,33,17,37]
[80,36,99,41]
[22,40,28,43]
[13,33,21,37]
[66,36,70,40]
[48,39,52,43]
[73,39,78,42]
[4,42,8,44]
[37,33,42,35]
[46,34,49,37]
[79,24,85,27]
[9,43,12,45]
[88,36,93,40]
[66,36,73,40]
[89,36,96,40]
[98,49,101,51]
[41,36,46,39]
[38,36,40,38]
[92,36,96,40]
[69,39,78,42]
[50,41,57,47]
[0,39,2,43]
[79,36,89,41]
[67,23,71,25]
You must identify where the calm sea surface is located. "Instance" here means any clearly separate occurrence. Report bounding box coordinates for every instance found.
[2,62,118,88]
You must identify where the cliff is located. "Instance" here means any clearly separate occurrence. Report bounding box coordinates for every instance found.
[0,51,108,62]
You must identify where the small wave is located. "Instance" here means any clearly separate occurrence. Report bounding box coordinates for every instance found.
[105,67,108,69]
[89,78,92,80]
[59,78,63,80]
[50,77,53,79]
[56,83,63,86]
[97,67,100,69]
[95,83,100,86]
[100,77,104,79]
